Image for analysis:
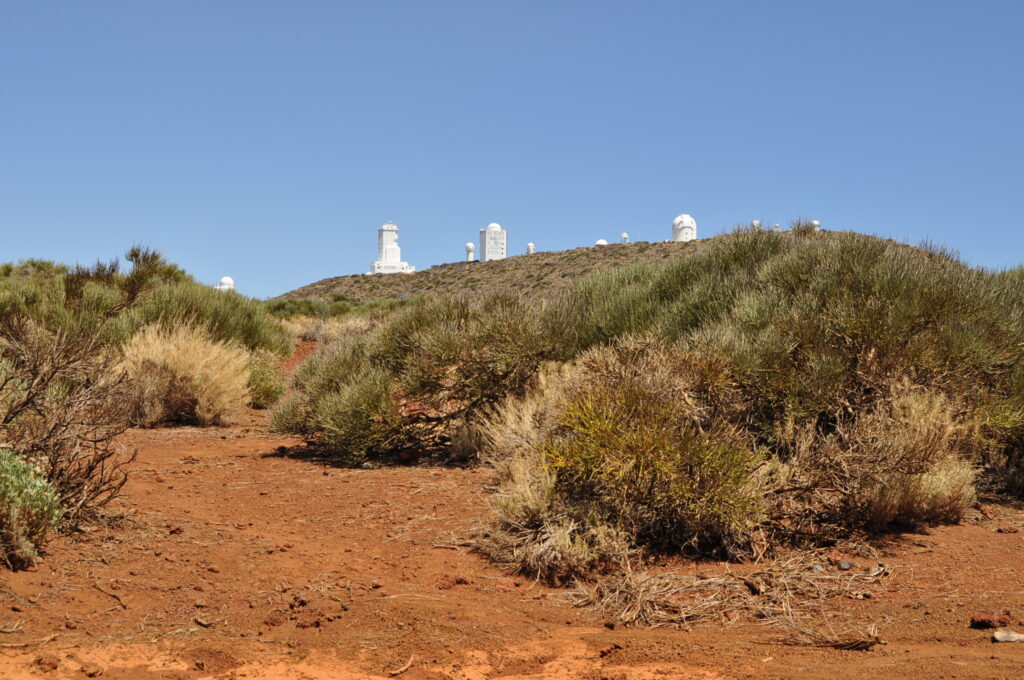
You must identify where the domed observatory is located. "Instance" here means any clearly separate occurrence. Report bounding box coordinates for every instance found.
[479,222,507,262]
[216,276,235,292]
[370,222,415,274]
[595,239,609,246]
[526,242,536,255]
[465,242,476,262]
[672,214,697,242]
[620,233,629,244]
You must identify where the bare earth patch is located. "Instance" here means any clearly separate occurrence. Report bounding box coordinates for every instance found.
[2,410,1024,679]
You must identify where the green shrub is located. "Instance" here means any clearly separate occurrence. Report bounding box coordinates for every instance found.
[248,350,286,408]
[134,283,293,355]
[0,449,63,570]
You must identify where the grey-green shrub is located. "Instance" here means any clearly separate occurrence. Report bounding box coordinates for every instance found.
[248,350,286,409]
[0,449,63,570]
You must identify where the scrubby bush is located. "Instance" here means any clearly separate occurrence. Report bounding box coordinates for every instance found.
[248,350,286,408]
[0,317,134,526]
[284,228,1024,572]
[135,283,293,355]
[774,384,977,530]
[477,338,761,580]
[0,449,63,569]
[272,291,556,459]
[122,325,251,427]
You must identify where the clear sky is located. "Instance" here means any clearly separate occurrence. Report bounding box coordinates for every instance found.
[2,1,1022,298]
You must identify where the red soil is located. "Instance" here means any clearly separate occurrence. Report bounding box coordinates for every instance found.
[3,412,1024,678]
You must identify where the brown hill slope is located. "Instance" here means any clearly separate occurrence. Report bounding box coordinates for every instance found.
[279,240,695,302]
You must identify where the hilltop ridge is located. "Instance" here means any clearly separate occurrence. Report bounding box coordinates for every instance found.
[278,240,696,302]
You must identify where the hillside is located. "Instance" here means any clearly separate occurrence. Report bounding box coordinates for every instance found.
[279,240,695,302]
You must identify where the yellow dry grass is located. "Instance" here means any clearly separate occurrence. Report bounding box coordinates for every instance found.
[121,324,250,427]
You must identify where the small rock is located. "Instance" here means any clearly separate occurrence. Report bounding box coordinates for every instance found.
[168,526,184,535]
[997,526,1020,534]
[598,643,623,658]
[33,656,59,672]
[993,629,1024,643]
[360,462,374,470]
[370,580,384,590]
[971,610,1012,629]
[603,621,616,630]
[207,566,220,573]
[80,662,104,677]
[809,565,825,573]
[837,560,856,571]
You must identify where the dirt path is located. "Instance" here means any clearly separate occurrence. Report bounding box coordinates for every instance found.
[3,408,1024,679]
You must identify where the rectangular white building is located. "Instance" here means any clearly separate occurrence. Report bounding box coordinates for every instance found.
[369,222,415,274]
[479,222,507,262]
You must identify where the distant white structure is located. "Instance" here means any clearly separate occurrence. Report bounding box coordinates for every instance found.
[620,232,629,244]
[370,222,415,274]
[774,224,783,232]
[479,222,507,262]
[526,242,536,254]
[751,220,762,229]
[672,214,697,242]
[465,242,476,262]
[811,219,822,232]
[595,239,609,246]
[216,276,235,292]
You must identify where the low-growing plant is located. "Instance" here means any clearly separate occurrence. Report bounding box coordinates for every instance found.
[122,325,251,427]
[0,449,63,570]
[248,350,286,409]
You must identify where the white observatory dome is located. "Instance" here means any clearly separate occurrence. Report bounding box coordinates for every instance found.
[595,239,609,246]
[672,214,696,228]
[465,242,475,250]
[486,222,502,231]
[217,276,235,292]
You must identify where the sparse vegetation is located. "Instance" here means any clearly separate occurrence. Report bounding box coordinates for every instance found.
[279,228,1024,589]
[0,449,63,569]
[122,324,251,427]
[247,350,286,409]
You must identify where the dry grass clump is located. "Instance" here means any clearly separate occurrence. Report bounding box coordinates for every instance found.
[570,551,891,630]
[122,324,250,427]
[769,384,978,536]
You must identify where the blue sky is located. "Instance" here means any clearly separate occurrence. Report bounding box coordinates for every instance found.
[2,1,1021,298]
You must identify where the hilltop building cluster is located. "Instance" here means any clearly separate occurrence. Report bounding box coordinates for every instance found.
[367,213,708,275]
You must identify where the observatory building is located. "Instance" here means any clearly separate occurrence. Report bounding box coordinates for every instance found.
[216,276,235,292]
[526,242,536,255]
[620,233,629,244]
[370,222,415,274]
[479,222,507,262]
[672,214,697,242]
[465,242,476,262]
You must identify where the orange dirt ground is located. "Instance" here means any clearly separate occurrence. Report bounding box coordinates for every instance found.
[3,352,1024,679]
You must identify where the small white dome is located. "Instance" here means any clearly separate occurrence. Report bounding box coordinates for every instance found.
[465,242,475,250]
[219,276,234,286]
[486,222,502,231]
[595,239,609,246]
[381,222,398,230]
[672,214,696,228]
